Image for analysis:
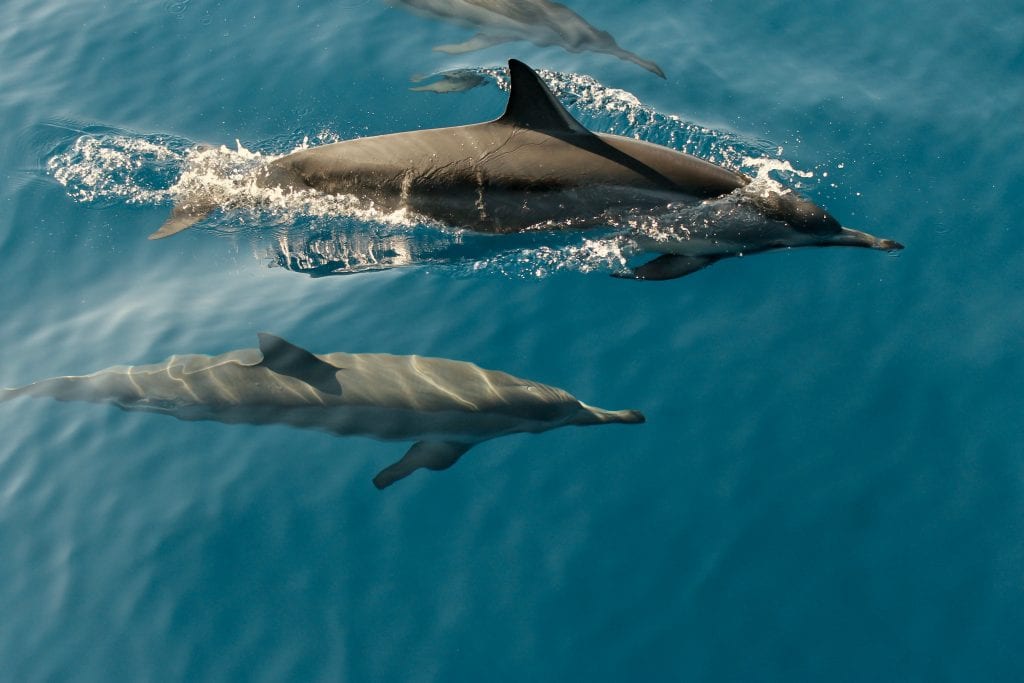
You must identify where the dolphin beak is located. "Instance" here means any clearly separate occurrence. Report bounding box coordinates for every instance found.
[836,227,904,251]
[574,403,646,425]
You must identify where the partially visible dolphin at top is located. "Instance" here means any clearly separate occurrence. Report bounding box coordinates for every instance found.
[1,333,644,488]
[154,59,902,280]
[388,0,665,78]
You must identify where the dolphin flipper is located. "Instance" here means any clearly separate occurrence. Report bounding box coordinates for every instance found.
[149,200,216,240]
[616,254,719,281]
[373,441,473,489]
[255,333,342,396]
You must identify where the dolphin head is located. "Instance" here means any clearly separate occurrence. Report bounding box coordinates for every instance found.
[752,190,842,236]
[750,189,904,251]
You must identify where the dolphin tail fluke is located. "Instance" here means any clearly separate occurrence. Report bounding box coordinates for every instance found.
[0,386,27,402]
[1,376,91,403]
[615,254,718,281]
[608,48,666,79]
[373,441,473,489]
[149,200,216,240]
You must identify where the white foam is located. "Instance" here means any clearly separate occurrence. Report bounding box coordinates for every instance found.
[46,135,184,204]
[467,234,633,278]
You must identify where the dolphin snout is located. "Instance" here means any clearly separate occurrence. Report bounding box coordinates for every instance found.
[619,409,646,424]
[834,227,905,251]
[601,408,645,425]
[877,238,904,251]
[575,403,646,425]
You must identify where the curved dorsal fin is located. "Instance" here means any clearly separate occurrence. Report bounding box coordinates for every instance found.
[255,333,342,396]
[495,59,684,192]
[497,59,589,134]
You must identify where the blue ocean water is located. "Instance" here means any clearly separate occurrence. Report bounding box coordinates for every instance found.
[1,0,1022,680]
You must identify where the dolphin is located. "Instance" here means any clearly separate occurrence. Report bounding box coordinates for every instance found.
[409,68,489,93]
[388,0,665,78]
[153,59,902,280]
[1,333,644,488]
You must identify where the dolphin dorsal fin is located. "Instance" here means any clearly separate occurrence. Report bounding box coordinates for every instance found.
[495,60,682,191]
[256,333,342,396]
[498,59,590,135]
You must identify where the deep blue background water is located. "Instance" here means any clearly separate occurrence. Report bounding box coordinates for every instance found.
[2,0,1023,680]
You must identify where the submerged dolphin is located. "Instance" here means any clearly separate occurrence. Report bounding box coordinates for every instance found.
[409,68,489,93]
[389,0,665,77]
[1,333,643,488]
[154,59,902,280]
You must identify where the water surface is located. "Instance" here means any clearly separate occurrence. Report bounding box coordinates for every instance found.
[1,0,1022,680]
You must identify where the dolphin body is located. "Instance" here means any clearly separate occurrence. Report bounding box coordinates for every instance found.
[154,59,902,280]
[1,334,644,488]
[389,0,665,78]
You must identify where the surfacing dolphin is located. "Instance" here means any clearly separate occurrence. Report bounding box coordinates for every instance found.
[388,0,664,78]
[154,59,902,280]
[1,333,644,488]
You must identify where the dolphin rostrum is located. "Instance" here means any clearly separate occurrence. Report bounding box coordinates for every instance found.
[388,0,665,78]
[1,333,644,488]
[154,59,902,280]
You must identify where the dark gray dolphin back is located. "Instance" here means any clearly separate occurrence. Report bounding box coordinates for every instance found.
[497,60,684,193]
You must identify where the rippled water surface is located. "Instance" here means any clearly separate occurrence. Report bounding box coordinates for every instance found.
[2,0,1022,680]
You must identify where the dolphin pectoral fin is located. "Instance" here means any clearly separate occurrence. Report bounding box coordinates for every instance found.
[372,441,473,489]
[255,333,342,396]
[615,254,718,281]
[433,33,511,54]
[148,201,215,240]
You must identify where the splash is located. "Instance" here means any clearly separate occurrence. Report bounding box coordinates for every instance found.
[47,134,421,232]
[464,233,633,279]
[46,133,188,206]
[739,155,815,198]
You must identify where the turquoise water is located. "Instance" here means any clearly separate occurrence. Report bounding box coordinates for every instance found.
[2,0,1022,680]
